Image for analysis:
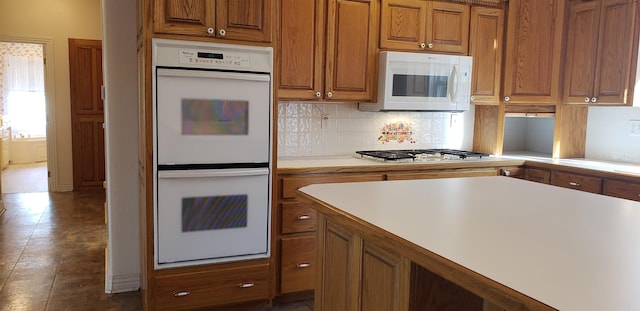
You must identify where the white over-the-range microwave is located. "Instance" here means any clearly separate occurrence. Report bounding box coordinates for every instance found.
[359,51,472,112]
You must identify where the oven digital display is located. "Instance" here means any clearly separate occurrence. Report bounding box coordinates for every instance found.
[181,99,249,135]
[181,195,248,232]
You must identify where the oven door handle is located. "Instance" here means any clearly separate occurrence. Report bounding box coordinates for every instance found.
[158,168,269,179]
[157,68,270,82]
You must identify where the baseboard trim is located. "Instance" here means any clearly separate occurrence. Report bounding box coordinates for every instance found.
[105,273,141,294]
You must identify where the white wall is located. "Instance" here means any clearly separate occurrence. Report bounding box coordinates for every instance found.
[102,0,140,293]
[0,0,103,191]
[585,107,640,164]
[278,102,475,157]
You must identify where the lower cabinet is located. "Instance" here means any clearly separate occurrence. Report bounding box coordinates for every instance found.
[153,264,269,311]
[603,179,640,202]
[550,171,603,194]
[281,236,316,293]
[319,219,410,311]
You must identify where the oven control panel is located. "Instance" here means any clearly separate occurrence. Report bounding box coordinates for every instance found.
[178,49,251,69]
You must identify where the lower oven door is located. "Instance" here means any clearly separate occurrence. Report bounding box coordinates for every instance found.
[156,168,270,268]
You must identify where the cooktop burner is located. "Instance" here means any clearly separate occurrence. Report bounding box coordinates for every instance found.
[355,149,490,162]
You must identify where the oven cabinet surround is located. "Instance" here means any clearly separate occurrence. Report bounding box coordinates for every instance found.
[277,0,379,102]
[297,176,640,311]
[502,0,566,105]
[274,160,525,298]
[153,0,274,42]
[563,0,638,105]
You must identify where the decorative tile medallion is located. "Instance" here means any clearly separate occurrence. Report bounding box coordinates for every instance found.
[378,121,416,144]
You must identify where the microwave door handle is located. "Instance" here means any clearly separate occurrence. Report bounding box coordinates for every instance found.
[449,65,459,101]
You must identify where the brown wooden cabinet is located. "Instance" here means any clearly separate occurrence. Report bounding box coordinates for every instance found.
[380,0,469,54]
[277,173,385,295]
[154,0,273,42]
[550,170,603,194]
[502,0,566,105]
[603,179,640,202]
[278,0,378,101]
[563,0,637,105]
[469,6,504,105]
[317,219,410,311]
[524,167,551,184]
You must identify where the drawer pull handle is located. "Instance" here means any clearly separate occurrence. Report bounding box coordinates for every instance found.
[239,282,255,288]
[297,215,311,220]
[296,263,311,268]
[173,291,191,297]
[569,182,580,187]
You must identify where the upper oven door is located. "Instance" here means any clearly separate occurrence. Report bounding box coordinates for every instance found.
[155,68,271,165]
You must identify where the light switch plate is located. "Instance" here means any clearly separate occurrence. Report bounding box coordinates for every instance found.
[630,119,640,136]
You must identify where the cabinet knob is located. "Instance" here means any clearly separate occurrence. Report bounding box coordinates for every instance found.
[218,28,226,37]
[239,282,255,288]
[591,97,597,103]
[297,215,311,220]
[326,91,333,98]
[315,91,322,98]
[296,263,311,268]
[419,42,426,49]
[173,291,191,297]
[427,43,434,49]
[502,169,511,177]
[584,97,591,103]
[504,96,510,102]
[569,181,581,187]
[470,95,475,101]
[207,28,215,35]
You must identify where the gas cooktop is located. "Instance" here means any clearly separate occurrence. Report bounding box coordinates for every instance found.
[355,149,490,162]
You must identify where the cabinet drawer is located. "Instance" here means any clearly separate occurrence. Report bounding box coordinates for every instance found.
[550,171,602,194]
[385,168,497,181]
[281,202,317,234]
[603,179,640,202]
[154,264,269,310]
[281,174,385,199]
[280,236,316,294]
[524,168,550,184]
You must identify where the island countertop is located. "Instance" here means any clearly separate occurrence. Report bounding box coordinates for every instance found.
[298,176,640,310]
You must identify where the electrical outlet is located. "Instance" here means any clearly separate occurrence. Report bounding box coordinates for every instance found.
[631,120,640,137]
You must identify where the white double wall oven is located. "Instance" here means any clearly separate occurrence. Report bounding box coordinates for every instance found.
[152,39,273,269]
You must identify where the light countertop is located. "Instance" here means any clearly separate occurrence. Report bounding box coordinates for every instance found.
[299,176,640,310]
[278,154,640,177]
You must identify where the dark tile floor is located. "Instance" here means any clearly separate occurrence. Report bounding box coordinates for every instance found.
[0,190,312,311]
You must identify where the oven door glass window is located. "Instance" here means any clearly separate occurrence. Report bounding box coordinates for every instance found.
[181,99,248,135]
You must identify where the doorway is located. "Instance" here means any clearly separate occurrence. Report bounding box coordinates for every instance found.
[0,41,49,194]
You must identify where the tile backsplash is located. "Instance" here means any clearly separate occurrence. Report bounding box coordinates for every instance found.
[277,102,474,157]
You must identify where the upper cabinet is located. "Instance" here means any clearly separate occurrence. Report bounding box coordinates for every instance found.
[278,0,378,102]
[563,0,638,105]
[154,0,273,42]
[469,6,504,105]
[502,0,566,105]
[380,0,470,54]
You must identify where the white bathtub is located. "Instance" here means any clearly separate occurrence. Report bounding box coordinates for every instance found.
[10,137,47,164]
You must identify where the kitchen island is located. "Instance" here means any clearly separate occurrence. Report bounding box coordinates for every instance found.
[297,176,640,311]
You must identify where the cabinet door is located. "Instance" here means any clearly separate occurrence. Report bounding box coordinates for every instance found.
[216,0,273,42]
[469,6,504,105]
[425,1,470,54]
[502,0,565,104]
[278,0,324,100]
[379,0,427,50]
[154,0,216,36]
[592,0,637,104]
[563,0,600,104]
[325,0,378,101]
[281,236,317,293]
